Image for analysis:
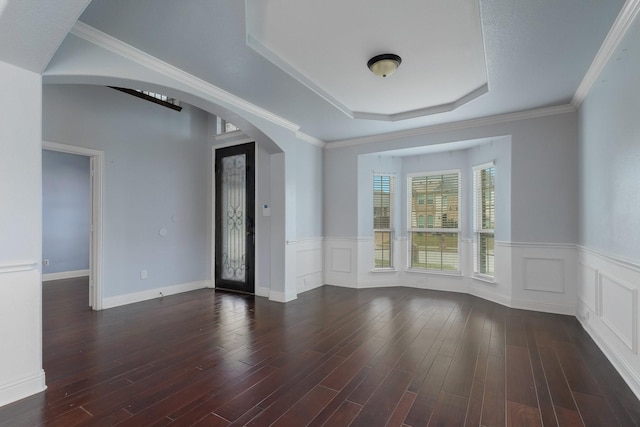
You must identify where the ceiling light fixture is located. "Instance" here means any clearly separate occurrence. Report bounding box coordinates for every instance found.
[367,53,402,78]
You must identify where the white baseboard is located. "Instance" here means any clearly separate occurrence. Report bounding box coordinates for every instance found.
[102,280,211,309]
[269,290,297,303]
[43,269,89,282]
[509,298,576,315]
[255,285,271,298]
[579,315,640,399]
[0,369,46,407]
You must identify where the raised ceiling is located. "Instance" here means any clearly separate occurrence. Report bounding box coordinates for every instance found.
[37,0,628,142]
[246,0,488,121]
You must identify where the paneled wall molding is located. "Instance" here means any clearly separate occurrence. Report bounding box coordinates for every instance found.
[296,237,323,294]
[598,272,638,353]
[322,238,577,315]
[0,262,38,274]
[577,245,640,399]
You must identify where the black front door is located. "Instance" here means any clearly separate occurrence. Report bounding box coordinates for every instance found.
[214,142,255,294]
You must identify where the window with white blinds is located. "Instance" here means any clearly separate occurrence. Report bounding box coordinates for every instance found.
[408,171,460,271]
[373,175,394,269]
[473,164,495,277]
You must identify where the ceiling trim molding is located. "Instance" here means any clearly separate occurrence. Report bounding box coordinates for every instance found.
[295,131,325,148]
[572,0,640,108]
[69,22,326,147]
[326,104,576,149]
[352,84,489,122]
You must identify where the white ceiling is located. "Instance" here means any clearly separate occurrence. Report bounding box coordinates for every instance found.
[246,0,488,121]
[0,0,627,143]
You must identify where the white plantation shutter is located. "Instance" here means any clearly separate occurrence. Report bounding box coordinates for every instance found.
[373,175,394,268]
[408,171,460,271]
[473,164,495,276]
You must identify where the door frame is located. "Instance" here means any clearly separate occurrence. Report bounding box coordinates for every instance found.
[212,139,256,294]
[43,141,104,310]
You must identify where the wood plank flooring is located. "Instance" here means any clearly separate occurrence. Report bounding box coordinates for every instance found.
[1,277,639,426]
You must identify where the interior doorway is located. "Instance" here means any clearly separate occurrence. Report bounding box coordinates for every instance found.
[214,142,255,294]
[43,141,104,310]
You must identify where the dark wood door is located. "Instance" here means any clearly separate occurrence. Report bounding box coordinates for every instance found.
[214,142,255,294]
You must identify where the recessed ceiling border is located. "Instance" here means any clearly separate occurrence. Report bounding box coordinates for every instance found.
[247,33,489,122]
[352,84,488,121]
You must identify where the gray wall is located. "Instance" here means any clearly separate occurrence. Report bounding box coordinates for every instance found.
[43,84,211,298]
[296,142,324,239]
[325,112,578,244]
[42,150,90,274]
[579,16,640,262]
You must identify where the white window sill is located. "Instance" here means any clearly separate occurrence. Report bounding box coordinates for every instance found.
[371,268,397,273]
[405,269,463,278]
[472,274,496,284]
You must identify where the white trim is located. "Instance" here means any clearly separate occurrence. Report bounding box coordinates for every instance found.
[269,290,297,303]
[214,130,245,140]
[572,0,640,108]
[212,137,255,150]
[70,22,325,148]
[496,241,576,250]
[508,298,575,316]
[598,272,638,353]
[578,245,640,273]
[0,262,38,274]
[405,269,464,278]
[295,131,326,148]
[43,141,104,311]
[579,315,640,400]
[325,105,575,149]
[0,370,46,408]
[472,274,496,284]
[43,269,89,282]
[102,280,211,309]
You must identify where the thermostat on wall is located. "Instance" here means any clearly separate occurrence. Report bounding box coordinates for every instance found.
[262,204,271,217]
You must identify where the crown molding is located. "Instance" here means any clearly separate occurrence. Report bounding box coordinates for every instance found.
[352,85,489,122]
[572,0,640,108]
[295,131,325,148]
[326,104,575,149]
[69,22,325,148]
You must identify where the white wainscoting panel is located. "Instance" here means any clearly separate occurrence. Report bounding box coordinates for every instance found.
[324,238,358,287]
[578,246,640,399]
[578,262,598,313]
[0,265,47,406]
[523,257,565,293]
[296,238,324,294]
[509,243,576,315]
[599,273,638,353]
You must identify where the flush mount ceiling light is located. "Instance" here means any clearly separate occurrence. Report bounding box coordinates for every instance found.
[367,53,402,78]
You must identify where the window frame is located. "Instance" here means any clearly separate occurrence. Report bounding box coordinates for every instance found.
[473,162,495,280]
[406,169,461,274]
[373,174,395,270]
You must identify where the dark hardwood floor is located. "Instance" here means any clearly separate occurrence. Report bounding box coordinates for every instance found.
[1,278,639,426]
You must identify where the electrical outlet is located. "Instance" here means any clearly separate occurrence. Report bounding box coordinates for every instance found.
[43,259,49,266]
[140,269,148,279]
